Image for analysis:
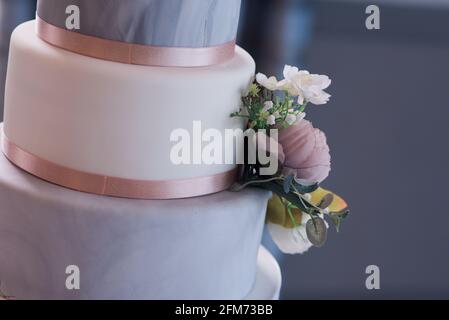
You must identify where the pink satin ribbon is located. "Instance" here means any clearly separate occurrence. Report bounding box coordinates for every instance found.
[35,16,236,67]
[1,130,238,200]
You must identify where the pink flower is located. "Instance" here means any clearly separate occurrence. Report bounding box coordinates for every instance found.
[252,131,285,165]
[277,120,331,183]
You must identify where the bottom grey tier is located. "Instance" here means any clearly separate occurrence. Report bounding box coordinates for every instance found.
[0,149,271,300]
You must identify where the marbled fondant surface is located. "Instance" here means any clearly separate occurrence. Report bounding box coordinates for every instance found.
[0,148,271,299]
[37,0,242,47]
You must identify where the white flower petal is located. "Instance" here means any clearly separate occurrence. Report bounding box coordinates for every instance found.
[287,87,302,97]
[310,74,331,90]
[266,114,276,125]
[283,65,299,81]
[308,91,331,105]
[267,223,313,254]
[256,72,268,84]
[276,79,290,91]
[256,73,282,91]
[263,101,274,112]
[279,66,332,105]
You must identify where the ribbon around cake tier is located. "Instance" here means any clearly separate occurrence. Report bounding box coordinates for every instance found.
[1,129,238,200]
[35,16,237,67]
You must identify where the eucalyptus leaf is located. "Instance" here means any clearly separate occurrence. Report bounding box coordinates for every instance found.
[330,215,342,232]
[259,181,321,214]
[306,217,327,247]
[330,209,350,219]
[340,209,350,219]
[318,193,334,209]
[270,182,308,212]
[286,205,299,229]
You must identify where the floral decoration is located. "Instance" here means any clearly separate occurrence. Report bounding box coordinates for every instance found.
[231,65,349,254]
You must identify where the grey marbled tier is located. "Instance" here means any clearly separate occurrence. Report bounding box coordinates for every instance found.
[37,0,242,47]
[0,148,270,300]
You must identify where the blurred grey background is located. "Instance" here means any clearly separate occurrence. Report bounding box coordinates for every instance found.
[1,0,449,299]
[0,0,36,119]
[239,0,449,299]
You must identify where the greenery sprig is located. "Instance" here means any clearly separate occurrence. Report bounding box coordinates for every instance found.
[232,160,349,247]
[230,70,349,250]
[231,83,307,130]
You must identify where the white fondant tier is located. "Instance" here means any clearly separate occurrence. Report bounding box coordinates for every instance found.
[0,150,271,300]
[245,247,282,300]
[0,246,281,301]
[4,21,254,182]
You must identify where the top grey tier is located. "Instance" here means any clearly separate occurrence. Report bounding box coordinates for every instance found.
[37,0,242,48]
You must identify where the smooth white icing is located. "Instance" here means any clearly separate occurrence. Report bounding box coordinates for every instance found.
[4,21,255,181]
[245,247,282,300]
[0,148,271,300]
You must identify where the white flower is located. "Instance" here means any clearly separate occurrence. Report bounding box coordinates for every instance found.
[256,73,284,91]
[283,65,300,78]
[282,65,332,105]
[273,111,281,119]
[266,114,276,125]
[267,211,314,254]
[268,223,312,254]
[268,210,330,254]
[282,65,302,96]
[263,101,274,112]
[285,114,297,125]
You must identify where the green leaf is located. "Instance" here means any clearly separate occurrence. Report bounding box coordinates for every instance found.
[306,217,327,247]
[330,215,342,232]
[330,209,350,219]
[286,204,299,229]
[259,181,321,215]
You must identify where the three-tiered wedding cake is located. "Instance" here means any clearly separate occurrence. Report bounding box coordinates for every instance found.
[0,0,280,299]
